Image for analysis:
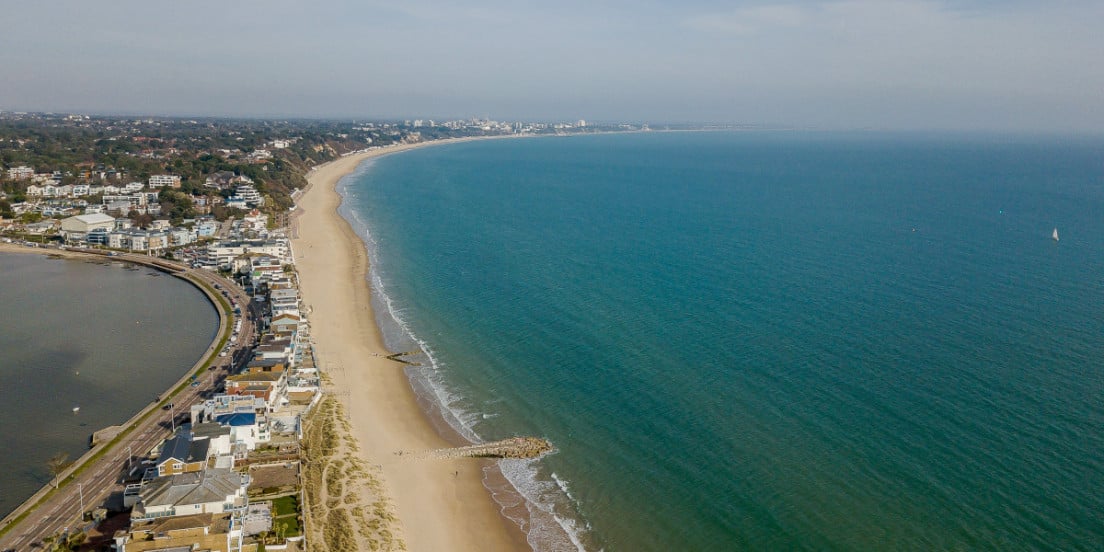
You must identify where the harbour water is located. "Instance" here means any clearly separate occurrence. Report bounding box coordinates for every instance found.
[0,253,218,517]
[340,131,1104,551]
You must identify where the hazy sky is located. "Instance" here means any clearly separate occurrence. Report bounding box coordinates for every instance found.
[1,1,1101,130]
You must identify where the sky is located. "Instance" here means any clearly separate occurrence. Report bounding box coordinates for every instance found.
[1,0,1101,131]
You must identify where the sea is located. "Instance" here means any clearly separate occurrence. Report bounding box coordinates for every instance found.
[0,253,218,517]
[338,131,1104,551]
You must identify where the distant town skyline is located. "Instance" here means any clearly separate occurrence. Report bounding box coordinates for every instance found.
[2,0,1101,131]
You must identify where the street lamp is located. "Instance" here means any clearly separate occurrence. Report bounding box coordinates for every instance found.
[78,483,84,516]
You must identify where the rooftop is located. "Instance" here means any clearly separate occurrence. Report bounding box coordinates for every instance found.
[158,434,210,465]
[138,469,247,510]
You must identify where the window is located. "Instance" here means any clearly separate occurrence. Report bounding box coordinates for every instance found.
[173,463,183,471]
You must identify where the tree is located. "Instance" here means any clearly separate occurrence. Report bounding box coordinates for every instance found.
[134,213,154,228]
[46,452,70,489]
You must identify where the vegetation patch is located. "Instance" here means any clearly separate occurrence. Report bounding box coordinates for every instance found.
[301,395,406,551]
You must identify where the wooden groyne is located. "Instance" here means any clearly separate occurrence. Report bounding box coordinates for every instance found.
[384,350,422,366]
[423,437,553,460]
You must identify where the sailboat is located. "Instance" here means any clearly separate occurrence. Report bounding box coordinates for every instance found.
[1052,228,1059,242]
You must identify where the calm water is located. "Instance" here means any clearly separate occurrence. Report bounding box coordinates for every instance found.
[339,132,1104,551]
[0,253,218,516]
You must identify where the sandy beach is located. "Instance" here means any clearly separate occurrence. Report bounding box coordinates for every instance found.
[292,142,526,551]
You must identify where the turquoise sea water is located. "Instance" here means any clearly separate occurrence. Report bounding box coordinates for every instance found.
[338,132,1104,551]
[0,254,218,517]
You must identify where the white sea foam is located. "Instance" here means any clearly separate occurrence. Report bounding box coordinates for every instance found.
[335,165,594,552]
[499,459,593,552]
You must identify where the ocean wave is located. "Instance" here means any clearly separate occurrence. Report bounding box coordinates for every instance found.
[499,459,593,552]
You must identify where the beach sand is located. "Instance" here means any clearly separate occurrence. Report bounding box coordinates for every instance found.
[292,143,527,552]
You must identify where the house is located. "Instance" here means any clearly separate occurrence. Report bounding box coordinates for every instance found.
[191,422,233,457]
[250,267,284,289]
[214,412,268,451]
[249,149,272,161]
[246,358,287,373]
[24,220,58,234]
[155,434,211,476]
[270,312,300,335]
[192,195,211,214]
[131,468,249,521]
[269,294,299,317]
[204,171,236,189]
[191,394,260,420]
[196,219,219,237]
[253,333,293,359]
[114,512,249,552]
[225,371,286,411]
[240,210,267,232]
[170,227,197,246]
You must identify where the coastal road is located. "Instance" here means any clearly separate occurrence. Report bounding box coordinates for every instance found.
[0,259,256,550]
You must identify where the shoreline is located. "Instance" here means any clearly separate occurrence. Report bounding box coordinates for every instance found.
[292,138,530,551]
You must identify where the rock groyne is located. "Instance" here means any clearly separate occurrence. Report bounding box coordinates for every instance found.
[427,437,553,460]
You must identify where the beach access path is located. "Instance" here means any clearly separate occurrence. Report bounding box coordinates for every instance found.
[292,142,527,551]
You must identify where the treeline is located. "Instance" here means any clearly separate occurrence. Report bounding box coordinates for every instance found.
[0,115,412,223]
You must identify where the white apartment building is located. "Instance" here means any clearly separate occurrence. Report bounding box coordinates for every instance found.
[230,184,264,208]
[107,228,170,251]
[148,174,181,188]
[206,239,291,269]
[6,166,34,180]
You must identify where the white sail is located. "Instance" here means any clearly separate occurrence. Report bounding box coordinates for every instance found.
[1052,228,1059,241]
